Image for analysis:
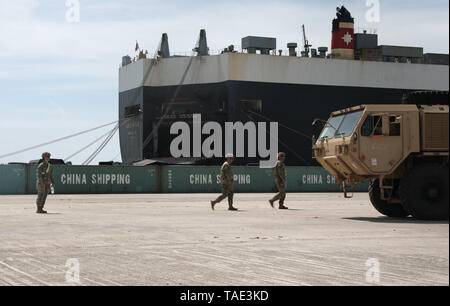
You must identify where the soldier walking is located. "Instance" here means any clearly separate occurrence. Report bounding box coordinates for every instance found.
[36,152,55,214]
[211,153,238,211]
[269,152,289,210]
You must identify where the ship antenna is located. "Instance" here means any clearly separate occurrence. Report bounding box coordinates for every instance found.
[301,24,312,57]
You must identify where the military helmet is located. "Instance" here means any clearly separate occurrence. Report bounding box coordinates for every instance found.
[42,152,51,159]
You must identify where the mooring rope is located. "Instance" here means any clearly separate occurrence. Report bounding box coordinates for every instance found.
[64,125,119,162]
[0,39,162,162]
[0,120,120,160]
[243,111,308,164]
[82,124,119,165]
[247,110,313,141]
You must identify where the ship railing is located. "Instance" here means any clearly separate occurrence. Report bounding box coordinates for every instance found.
[170,48,335,58]
[121,47,338,67]
[170,44,244,57]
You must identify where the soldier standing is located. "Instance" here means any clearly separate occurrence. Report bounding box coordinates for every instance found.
[269,152,289,210]
[211,153,238,211]
[36,152,55,214]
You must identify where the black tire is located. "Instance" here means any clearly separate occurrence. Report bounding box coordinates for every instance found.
[400,164,449,220]
[369,179,410,218]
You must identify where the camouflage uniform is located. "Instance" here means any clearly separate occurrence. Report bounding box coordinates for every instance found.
[270,160,287,207]
[36,162,54,212]
[212,161,234,208]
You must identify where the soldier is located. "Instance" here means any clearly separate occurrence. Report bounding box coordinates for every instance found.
[36,152,55,214]
[269,152,288,210]
[211,153,238,211]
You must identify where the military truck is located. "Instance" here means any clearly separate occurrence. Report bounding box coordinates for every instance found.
[312,91,449,220]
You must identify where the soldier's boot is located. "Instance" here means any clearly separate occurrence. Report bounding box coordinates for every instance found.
[228,198,238,211]
[279,200,288,210]
[269,200,275,208]
[226,193,237,211]
[36,206,47,214]
[211,201,216,211]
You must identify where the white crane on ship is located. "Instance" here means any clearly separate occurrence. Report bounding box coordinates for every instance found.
[301,24,312,57]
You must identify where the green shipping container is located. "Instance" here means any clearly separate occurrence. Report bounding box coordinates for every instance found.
[0,164,367,195]
[0,164,27,195]
[287,167,368,192]
[26,165,159,194]
[161,166,368,193]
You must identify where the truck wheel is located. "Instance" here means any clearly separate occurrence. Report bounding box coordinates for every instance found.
[369,179,410,218]
[400,164,449,220]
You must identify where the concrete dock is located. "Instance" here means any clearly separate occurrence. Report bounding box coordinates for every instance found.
[0,193,448,286]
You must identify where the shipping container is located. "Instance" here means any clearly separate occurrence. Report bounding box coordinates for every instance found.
[0,164,368,195]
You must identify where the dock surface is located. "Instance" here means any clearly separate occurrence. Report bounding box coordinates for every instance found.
[0,193,448,286]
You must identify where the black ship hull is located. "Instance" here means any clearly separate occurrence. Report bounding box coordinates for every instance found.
[119,80,416,166]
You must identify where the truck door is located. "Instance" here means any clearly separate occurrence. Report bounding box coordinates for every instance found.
[359,114,403,173]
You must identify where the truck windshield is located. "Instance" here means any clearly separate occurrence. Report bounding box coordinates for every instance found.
[319,110,364,140]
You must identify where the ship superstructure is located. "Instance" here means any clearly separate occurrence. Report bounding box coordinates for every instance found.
[119,6,449,165]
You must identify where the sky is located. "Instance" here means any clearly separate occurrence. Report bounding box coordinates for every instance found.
[0,0,448,165]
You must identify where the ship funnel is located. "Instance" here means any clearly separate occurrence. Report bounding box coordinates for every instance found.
[331,6,355,59]
[194,29,209,56]
[158,33,170,58]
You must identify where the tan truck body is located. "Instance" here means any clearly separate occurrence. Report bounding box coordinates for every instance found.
[313,103,449,219]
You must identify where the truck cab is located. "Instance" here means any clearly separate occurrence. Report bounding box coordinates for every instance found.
[313,103,448,220]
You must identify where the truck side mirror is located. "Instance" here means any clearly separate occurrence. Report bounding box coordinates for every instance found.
[389,115,401,136]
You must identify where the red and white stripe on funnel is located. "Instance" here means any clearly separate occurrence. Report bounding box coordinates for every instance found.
[331,22,354,59]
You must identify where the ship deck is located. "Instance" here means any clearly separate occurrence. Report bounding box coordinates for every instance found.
[0,193,448,286]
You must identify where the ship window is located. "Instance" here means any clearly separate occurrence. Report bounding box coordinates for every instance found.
[239,99,262,113]
[124,104,141,118]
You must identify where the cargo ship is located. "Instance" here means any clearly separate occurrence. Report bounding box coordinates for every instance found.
[118,6,449,166]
